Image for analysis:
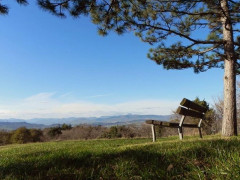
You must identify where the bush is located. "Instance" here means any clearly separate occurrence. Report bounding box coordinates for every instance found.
[47,127,62,137]
[0,130,12,145]
[61,123,72,130]
[102,126,123,139]
[30,129,43,142]
[11,127,32,144]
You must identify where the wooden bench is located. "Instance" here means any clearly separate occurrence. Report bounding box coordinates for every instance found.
[146,98,207,141]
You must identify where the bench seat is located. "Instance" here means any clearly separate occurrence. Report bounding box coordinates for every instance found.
[146,120,199,128]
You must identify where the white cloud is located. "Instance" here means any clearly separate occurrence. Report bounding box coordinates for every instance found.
[0,92,178,119]
[85,93,113,99]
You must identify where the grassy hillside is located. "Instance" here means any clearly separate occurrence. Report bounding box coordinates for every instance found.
[0,135,240,179]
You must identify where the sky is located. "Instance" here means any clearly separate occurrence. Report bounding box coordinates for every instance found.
[0,1,224,119]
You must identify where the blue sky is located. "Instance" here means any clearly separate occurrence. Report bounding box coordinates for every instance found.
[0,1,224,119]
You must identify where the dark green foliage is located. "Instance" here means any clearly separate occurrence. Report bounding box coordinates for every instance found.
[46,124,71,138]
[29,129,43,142]
[47,126,62,137]
[118,125,135,138]
[0,130,12,145]
[61,123,72,130]
[102,126,122,139]
[108,126,122,138]
[0,128,43,145]
[11,127,32,144]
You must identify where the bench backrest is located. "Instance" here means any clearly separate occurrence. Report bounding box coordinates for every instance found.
[176,98,207,127]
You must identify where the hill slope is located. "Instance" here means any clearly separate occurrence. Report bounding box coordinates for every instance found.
[0,135,239,179]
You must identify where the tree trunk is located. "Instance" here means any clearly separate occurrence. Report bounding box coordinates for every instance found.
[221,0,237,136]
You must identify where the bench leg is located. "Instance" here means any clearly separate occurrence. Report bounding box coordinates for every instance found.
[151,125,156,142]
[178,127,183,140]
[198,127,203,138]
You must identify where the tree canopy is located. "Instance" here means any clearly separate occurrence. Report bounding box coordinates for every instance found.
[8,0,237,74]
[3,1,240,73]
[0,0,28,14]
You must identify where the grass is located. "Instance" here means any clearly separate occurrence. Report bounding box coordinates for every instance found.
[1,135,240,179]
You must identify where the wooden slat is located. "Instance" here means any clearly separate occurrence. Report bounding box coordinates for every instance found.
[180,98,207,113]
[182,124,198,128]
[146,120,199,128]
[146,120,179,127]
[176,106,204,119]
[146,120,156,124]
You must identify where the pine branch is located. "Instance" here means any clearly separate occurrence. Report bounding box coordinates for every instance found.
[198,45,221,54]
[135,22,224,45]
[0,0,28,15]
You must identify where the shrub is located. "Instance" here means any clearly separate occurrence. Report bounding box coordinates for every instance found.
[47,127,62,137]
[102,126,122,139]
[61,123,72,130]
[30,129,43,142]
[11,127,32,144]
[0,130,12,145]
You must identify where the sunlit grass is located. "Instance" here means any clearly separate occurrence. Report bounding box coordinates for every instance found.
[0,135,240,179]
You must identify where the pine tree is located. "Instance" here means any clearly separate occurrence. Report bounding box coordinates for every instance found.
[2,0,240,136]
[0,0,28,15]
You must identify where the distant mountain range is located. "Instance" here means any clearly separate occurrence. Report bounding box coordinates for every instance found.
[0,122,56,131]
[0,114,173,130]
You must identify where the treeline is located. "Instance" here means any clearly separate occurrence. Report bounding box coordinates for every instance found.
[0,127,43,145]
[0,124,153,145]
[0,120,219,146]
[0,96,235,146]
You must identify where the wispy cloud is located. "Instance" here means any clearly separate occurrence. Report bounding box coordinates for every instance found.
[0,92,178,119]
[59,92,73,98]
[84,93,113,99]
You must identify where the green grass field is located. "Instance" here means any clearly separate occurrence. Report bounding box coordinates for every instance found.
[1,135,240,179]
